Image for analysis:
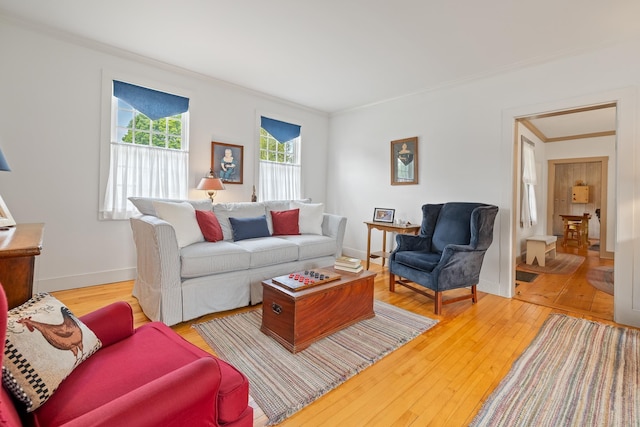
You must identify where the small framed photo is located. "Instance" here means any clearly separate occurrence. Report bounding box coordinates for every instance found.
[212,141,244,184]
[391,136,418,185]
[373,208,395,223]
[0,195,16,227]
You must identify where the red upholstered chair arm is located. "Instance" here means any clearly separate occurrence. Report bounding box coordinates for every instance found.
[80,301,135,347]
[59,357,221,427]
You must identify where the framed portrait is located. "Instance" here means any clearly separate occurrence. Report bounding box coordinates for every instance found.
[391,136,418,185]
[0,195,16,227]
[373,208,395,223]
[211,141,243,184]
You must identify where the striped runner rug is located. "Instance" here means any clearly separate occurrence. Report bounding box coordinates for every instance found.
[194,300,438,425]
[471,313,639,426]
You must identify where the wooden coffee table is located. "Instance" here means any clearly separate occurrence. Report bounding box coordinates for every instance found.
[261,267,376,353]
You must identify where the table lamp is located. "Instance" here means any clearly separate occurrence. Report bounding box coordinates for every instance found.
[197,169,225,203]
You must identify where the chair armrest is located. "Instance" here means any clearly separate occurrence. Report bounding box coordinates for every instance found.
[433,244,488,290]
[322,213,347,257]
[130,215,183,325]
[393,234,432,253]
[61,358,221,427]
[80,302,134,347]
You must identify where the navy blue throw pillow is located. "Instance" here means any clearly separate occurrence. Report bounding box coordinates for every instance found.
[229,215,271,241]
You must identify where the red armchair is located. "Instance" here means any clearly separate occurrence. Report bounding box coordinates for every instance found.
[0,288,252,427]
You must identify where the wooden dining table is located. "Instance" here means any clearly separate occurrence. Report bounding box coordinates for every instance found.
[559,214,591,247]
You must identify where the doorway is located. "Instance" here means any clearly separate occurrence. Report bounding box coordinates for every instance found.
[513,104,616,320]
[547,157,611,260]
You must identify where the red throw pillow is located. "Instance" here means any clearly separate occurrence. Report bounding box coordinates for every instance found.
[271,209,300,236]
[195,210,223,242]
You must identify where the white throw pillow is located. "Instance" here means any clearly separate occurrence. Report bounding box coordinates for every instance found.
[290,201,324,235]
[152,201,204,248]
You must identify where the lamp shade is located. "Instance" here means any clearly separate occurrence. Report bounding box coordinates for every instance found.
[0,148,10,172]
[197,177,225,191]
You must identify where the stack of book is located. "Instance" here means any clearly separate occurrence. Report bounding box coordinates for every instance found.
[334,256,363,273]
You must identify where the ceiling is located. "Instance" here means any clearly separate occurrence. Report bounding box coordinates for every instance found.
[521,104,617,143]
[1,1,639,115]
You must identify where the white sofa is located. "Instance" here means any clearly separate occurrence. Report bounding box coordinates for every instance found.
[128,198,347,326]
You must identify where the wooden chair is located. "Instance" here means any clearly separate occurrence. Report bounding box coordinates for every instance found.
[560,213,591,247]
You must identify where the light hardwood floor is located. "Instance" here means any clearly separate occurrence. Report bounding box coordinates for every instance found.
[514,240,614,320]
[52,260,618,427]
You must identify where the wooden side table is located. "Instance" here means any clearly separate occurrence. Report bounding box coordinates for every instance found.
[364,221,420,270]
[0,223,45,309]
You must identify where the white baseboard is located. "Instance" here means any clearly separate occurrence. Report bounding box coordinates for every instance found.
[35,268,137,293]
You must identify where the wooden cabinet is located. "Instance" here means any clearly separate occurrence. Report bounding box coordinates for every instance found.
[572,186,589,203]
[0,223,44,309]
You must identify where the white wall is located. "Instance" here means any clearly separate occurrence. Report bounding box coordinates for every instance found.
[329,37,640,325]
[0,18,329,292]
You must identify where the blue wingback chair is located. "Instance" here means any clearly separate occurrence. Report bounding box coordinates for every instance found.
[389,202,498,314]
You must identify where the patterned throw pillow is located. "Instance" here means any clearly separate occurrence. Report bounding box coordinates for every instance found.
[2,293,102,412]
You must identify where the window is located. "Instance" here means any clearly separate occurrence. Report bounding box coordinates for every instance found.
[115,99,183,149]
[258,116,301,201]
[101,81,190,220]
[521,137,538,228]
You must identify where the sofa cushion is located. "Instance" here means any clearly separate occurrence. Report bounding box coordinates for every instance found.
[181,241,251,278]
[290,201,324,235]
[276,235,338,260]
[153,201,204,248]
[129,197,211,216]
[271,209,300,236]
[234,237,299,267]
[394,251,442,272]
[195,210,224,242]
[229,215,271,241]
[3,294,102,412]
[214,202,267,241]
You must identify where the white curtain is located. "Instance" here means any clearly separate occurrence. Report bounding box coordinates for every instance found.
[521,141,538,228]
[258,161,301,201]
[101,143,188,219]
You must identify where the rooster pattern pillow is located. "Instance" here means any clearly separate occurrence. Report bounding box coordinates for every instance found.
[2,293,102,412]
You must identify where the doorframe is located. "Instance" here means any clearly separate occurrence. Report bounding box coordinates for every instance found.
[547,156,613,259]
[500,87,638,327]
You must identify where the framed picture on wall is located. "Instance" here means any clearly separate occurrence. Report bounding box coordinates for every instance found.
[391,136,418,185]
[211,141,244,184]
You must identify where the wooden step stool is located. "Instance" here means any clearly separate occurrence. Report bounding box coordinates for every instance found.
[525,235,557,267]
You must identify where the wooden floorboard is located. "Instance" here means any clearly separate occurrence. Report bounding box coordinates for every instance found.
[51,250,617,426]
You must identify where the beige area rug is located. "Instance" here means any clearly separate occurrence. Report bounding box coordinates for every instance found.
[517,253,584,275]
[193,300,438,426]
[471,314,640,426]
[586,266,614,295]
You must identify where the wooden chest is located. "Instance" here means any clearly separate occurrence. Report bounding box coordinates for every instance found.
[261,268,376,353]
